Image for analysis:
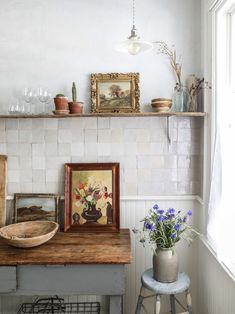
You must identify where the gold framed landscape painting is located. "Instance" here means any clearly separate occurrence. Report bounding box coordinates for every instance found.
[91,72,140,113]
[64,163,120,232]
[13,193,60,223]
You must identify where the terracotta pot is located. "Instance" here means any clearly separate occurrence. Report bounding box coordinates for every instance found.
[68,102,83,114]
[54,97,68,110]
[153,247,179,283]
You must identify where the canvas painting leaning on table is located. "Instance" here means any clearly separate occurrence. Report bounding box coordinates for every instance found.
[64,163,120,232]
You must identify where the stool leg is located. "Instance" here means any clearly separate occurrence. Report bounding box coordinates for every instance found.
[186,289,192,314]
[170,294,176,314]
[135,286,145,314]
[155,295,161,314]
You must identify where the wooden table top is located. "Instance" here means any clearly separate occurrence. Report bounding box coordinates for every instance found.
[0,229,132,265]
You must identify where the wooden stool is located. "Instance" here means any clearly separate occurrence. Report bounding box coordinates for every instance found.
[135,269,192,314]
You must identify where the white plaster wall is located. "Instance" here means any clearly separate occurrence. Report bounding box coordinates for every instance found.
[0,0,200,113]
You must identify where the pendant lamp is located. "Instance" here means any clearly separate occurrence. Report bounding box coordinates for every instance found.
[116,0,153,55]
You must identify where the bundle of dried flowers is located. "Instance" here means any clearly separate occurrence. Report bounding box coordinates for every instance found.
[155,41,182,88]
[187,76,211,98]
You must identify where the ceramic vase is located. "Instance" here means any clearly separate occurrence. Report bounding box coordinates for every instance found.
[153,247,179,283]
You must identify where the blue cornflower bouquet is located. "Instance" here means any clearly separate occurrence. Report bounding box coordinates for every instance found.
[133,204,200,249]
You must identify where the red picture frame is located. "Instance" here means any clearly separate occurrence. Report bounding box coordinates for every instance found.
[64,163,120,232]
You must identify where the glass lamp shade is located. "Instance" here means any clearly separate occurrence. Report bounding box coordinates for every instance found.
[116,37,153,55]
[117,38,153,55]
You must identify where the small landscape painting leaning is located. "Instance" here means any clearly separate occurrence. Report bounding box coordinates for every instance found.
[14,194,58,223]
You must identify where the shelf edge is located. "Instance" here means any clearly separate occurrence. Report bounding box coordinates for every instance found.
[0,112,206,118]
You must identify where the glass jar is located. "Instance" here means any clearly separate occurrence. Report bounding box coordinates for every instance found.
[171,84,186,112]
[187,95,198,112]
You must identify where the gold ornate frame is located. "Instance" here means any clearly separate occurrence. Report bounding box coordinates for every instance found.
[91,72,140,113]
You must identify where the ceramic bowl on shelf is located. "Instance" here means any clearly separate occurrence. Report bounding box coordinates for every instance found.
[151,98,172,112]
[0,221,59,248]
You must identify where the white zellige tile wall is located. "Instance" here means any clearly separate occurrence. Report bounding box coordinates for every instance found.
[0,116,203,197]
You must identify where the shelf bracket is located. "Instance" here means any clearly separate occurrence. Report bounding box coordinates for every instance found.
[167,116,171,144]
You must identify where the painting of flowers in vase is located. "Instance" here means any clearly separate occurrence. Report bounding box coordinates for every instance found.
[64,163,120,232]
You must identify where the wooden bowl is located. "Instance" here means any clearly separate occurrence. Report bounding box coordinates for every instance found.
[0,221,59,248]
[152,98,172,103]
[151,98,172,112]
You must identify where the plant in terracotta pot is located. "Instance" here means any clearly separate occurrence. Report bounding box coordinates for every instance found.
[54,94,69,111]
[133,204,200,283]
[68,82,83,114]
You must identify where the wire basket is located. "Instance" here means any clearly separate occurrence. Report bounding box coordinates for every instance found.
[17,297,101,314]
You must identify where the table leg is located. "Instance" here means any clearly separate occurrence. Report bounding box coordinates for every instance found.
[170,294,176,314]
[110,295,122,314]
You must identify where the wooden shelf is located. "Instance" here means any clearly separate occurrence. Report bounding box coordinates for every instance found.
[0,112,206,119]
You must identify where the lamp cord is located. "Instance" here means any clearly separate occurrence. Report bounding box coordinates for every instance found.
[132,0,136,26]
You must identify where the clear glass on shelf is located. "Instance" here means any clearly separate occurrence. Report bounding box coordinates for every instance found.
[171,83,187,112]
[23,88,35,114]
[9,99,25,115]
[37,87,51,114]
[187,95,198,112]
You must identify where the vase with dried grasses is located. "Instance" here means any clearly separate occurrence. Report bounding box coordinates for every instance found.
[155,41,186,111]
[155,41,182,88]
[186,75,211,111]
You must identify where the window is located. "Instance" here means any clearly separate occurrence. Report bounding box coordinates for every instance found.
[231,11,235,92]
[207,0,235,276]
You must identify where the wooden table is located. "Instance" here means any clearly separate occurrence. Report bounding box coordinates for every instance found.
[0,229,131,314]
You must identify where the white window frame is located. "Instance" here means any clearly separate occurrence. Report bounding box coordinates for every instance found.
[203,0,235,280]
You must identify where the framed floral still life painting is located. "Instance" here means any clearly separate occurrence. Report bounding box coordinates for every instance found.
[64,163,120,232]
[91,72,140,113]
[13,193,60,223]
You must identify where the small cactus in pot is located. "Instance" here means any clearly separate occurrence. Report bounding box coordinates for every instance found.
[72,82,77,103]
[69,82,83,114]
[54,94,69,111]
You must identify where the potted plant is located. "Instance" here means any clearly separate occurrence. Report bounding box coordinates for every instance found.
[68,82,83,114]
[133,204,200,283]
[54,94,69,111]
